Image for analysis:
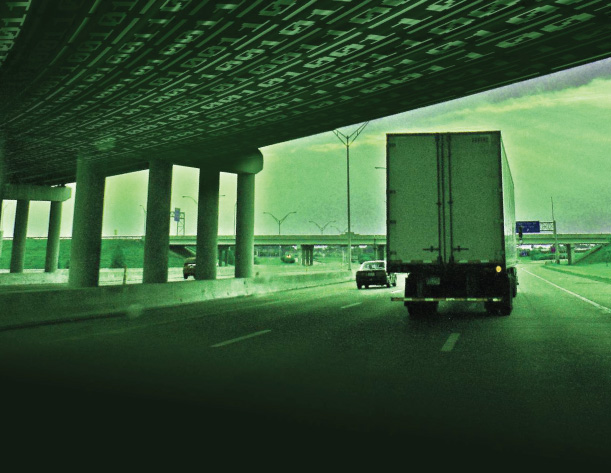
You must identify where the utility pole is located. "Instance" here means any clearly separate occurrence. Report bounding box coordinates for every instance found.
[333,121,369,271]
[552,197,560,264]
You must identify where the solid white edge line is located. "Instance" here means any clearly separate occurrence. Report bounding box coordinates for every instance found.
[441,333,460,352]
[340,302,362,310]
[211,329,272,348]
[522,269,611,314]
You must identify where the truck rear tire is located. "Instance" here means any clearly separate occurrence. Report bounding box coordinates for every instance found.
[486,281,513,316]
[407,302,438,318]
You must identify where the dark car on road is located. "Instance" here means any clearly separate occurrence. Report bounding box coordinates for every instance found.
[356,260,396,289]
[183,257,196,279]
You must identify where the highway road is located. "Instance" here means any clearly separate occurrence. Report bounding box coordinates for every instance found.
[1,262,610,467]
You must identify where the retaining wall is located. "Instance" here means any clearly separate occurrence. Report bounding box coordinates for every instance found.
[0,270,353,331]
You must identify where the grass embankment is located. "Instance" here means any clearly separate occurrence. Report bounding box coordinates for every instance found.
[0,238,185,270]
[541,261,611,284]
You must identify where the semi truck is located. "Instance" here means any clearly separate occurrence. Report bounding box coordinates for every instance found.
[387,131,518,317]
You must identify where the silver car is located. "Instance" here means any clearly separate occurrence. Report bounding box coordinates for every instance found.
[356,260,397,289]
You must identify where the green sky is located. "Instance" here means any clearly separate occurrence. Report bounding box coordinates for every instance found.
[2,59,609,237]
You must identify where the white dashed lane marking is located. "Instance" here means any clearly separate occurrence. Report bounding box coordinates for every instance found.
[211,330,272,348]
[340,302,362,310]
[441,333,461,352]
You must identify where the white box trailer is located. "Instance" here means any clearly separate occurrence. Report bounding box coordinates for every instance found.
[387,131,518,316]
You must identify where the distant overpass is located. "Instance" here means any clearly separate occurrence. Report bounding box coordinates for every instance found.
[167,233,611,247]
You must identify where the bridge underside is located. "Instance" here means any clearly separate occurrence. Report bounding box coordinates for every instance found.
[0,0,610,185]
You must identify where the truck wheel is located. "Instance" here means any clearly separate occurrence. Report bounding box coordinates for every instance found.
[500,295,513,316]
[499,280,513,316]
[407,302,437,317]
[407,303,425,318]
[357,283,362,289]
[484,302,497,315]
[184,275,188,279]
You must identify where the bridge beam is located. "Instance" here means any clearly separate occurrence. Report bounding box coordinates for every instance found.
[3,184,71,202]
[10,199,29,273]
[235,172,255,278]
[69,156,106,288]
[195,170,220,280]
[44,201,62,273]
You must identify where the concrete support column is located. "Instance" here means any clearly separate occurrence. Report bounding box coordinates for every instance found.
[69,157,106,287]
[45,200,62,272]
[10,199,29,273]
[218,246,230,267]
[195,170,220,280]
[566,243,574,265]
[301,245,314,266]
[235,173,255,278]
[0,203,4,260]
[143,161,173,283]
[0,133,6,260]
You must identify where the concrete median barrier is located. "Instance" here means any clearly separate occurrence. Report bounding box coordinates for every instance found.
[0,270,353,331]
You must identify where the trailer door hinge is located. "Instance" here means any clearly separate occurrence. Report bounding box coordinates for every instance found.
[453,246,469,252]
[422,246,440,252]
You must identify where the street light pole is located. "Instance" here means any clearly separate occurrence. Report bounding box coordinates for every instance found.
[552,197,560,265]
[333,121,369,271]
[139,205,146,236]
[264,211,297,235]
[234,202,237,237]
[310,220,335,235]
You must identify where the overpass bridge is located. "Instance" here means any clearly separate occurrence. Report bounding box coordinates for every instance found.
[167,232,611,265]
[169,233,611,247]
[1,1,609,285]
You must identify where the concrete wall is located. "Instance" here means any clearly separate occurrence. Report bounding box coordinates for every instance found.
[0,270,353,331]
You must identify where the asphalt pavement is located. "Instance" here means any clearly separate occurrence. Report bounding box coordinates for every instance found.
[1,262,610,468]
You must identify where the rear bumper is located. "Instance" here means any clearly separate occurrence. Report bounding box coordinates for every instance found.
[392,297,502,302]
[356,273,388,285]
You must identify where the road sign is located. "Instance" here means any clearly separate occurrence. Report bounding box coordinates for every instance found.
[173,208,181,222]
[540,221,554,232]
[516,221,540,234]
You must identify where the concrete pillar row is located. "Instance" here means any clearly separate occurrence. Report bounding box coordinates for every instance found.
[195,170,220,280]
[69,156,106,288]
[143,161,173,283]
[0,200,4,260]
[235,173,255,278]
[0,132,6,260]
[10,199,29,273]
[45,200,62,272]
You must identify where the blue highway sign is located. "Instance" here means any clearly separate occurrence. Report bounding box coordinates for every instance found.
[516,221,540,234]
